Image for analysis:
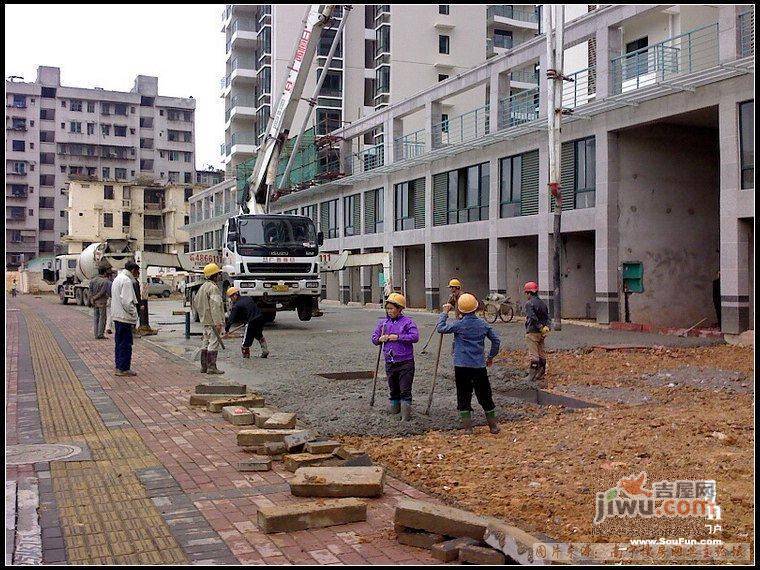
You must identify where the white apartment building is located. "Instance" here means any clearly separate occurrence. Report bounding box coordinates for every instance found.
[5,66,196,269]
[270,4,755,335]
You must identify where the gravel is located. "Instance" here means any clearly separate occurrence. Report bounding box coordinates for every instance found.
[145,300,721,437]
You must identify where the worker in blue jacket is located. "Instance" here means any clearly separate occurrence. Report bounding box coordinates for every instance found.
[437,293,501,435]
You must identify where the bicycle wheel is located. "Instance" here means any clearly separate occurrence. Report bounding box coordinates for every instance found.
[484,303,499,324]
[500,305,515,323]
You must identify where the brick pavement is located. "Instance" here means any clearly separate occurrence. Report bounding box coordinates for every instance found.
[7,296,438,565]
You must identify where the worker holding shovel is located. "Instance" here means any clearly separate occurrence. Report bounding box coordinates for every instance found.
[371,293,419,421]
[193,263,226,375]
[437,293,501,435]
[225,287,269,359]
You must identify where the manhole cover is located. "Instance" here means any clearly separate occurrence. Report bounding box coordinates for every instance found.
[318,371,376,380]
[502,388,598,409]
[5,444,82,465]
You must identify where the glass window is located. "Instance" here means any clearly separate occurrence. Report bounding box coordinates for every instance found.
[439,35,450,54]
[103,213,113,227]
[439,5,449,15]
[344,194,358,235]
[739,100,754,189]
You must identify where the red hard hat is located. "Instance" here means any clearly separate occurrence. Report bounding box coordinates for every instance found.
[523,281,539,293]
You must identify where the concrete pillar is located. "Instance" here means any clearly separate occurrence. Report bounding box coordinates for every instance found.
[488,71,510,132]
[718,99,751,333]
[360,264,373,305]
[488,236,507,294]
[339,137,352,175]
[424,241,440,310]
[538,52,548,120]
[383,116,403,165]
[595,25,623,99]
[594,129,620,323]
[338,269,350,305]
[718,5,741,63]
[426,100,443,151]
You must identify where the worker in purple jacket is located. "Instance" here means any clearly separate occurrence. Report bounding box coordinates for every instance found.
[371,293,419,421]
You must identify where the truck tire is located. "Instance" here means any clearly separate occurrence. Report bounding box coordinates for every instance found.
[162,290,171,298]
[297,304,312,322]
[75,289,84,306]
[59,287,68,305]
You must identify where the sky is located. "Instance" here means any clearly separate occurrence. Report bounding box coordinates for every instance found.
[4,3,226,170]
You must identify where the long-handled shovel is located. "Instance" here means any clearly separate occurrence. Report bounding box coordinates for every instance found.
[369,325,385,407]
[420,326,437,354]
[424,332,444,415]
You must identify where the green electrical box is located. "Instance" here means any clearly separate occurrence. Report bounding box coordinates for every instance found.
[622,261,644,293]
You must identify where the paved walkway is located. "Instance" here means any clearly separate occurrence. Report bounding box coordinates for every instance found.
[5,295,437,565]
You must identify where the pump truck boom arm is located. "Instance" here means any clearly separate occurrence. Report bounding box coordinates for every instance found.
[237,5,339,215]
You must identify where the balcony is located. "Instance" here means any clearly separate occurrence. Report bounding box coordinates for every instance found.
[230,132,257,157]
[7,208,27,220]
[7,186,29,199]
[228,57,258,86]
[144,228,164,239]
[487,5,539,31]
[230,18,259,49]
[610,23,719,95]
[144,201,165,211]
[225,95,257,123]
[510,67,539,87]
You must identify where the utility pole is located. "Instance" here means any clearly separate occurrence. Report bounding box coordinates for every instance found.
[544,4,565,330]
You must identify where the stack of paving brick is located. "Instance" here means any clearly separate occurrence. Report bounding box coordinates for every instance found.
[393,498,547,565]
[189,382,264,410]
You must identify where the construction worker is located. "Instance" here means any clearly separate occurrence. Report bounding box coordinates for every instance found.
[523,281,550,387]
[437,293,501,435]
[11,279,17,298]
[225,287,269,359]
[446,278,485,319]
[371,293,419,421]
[105,268,116,335]
[193,263,226,374]
[89,261,112,339]
[111,261,140,376]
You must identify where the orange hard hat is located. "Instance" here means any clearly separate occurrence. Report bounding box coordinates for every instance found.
[457,293,478,314]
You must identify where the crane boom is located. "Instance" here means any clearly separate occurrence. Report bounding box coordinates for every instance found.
[238,4,337,215]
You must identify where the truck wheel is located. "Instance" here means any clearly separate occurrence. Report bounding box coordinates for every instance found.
[162,290,171,298]
[75,289,84,306]
[297,304,312,322]
[59,287,68,305]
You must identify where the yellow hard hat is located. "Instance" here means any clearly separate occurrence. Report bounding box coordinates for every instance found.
[226,286,240,297]
[203,263,222,278]
[457,293,478,314]
[385,292,406,309]
[449,279,462,288]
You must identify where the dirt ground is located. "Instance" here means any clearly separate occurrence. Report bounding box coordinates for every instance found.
[344,344,755,555]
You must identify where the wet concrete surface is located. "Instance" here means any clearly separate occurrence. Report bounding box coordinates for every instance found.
[69,299,722,436]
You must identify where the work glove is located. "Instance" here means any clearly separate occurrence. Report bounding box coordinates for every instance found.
[540,325,550,337]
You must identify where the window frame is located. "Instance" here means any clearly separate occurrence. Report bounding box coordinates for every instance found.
[438,34,450,55]
[739,100,754,190]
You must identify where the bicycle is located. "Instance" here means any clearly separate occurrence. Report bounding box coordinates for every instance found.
[483,292,515,323]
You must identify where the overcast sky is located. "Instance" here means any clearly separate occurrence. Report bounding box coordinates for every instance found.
[4,3,226,170]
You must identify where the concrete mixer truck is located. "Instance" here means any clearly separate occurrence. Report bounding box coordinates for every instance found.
[45,240,196,306]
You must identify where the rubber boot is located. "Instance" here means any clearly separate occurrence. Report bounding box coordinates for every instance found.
[525,361,541,385]
[388,400,401,415]
[459,411,474,434]
[400,401,412,422]
[486,412,501,434]
[200,349,208,374]
[241,346,251,359]
[537,358,548,388]
[259,338,269,359]
[206,351,225,375]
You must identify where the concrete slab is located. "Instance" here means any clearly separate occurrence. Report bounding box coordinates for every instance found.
[430,537,479,562]
[304,440,341,455]
[195,382,247,395]
[263,412,297,429]
[283,430,312,451]
[396,527,445,549]
[283,453,336,473]
[236,456,272,472]
[459,543,506,564]
[290,466,385,498]
[222,406,255,426]
[207,395,265,412]
[484,521,548,565]
[237,429,306,447]
[394,498,501,541]
[257,498,367,534]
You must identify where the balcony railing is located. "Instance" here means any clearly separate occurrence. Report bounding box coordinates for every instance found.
[230,56,256,71]
[393,129,426,161]
[144,229,164,239]
[220,75,230,90]
[231,18,256,33]
[562,66,596,109]
[498,90,539,128]
[433,104,490,148]
[738,9,754,57]
[487,5,539,24]
[610,23,719,95]
[144,201,164,211]
[231,132,257,146]
[346,144,384,176]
